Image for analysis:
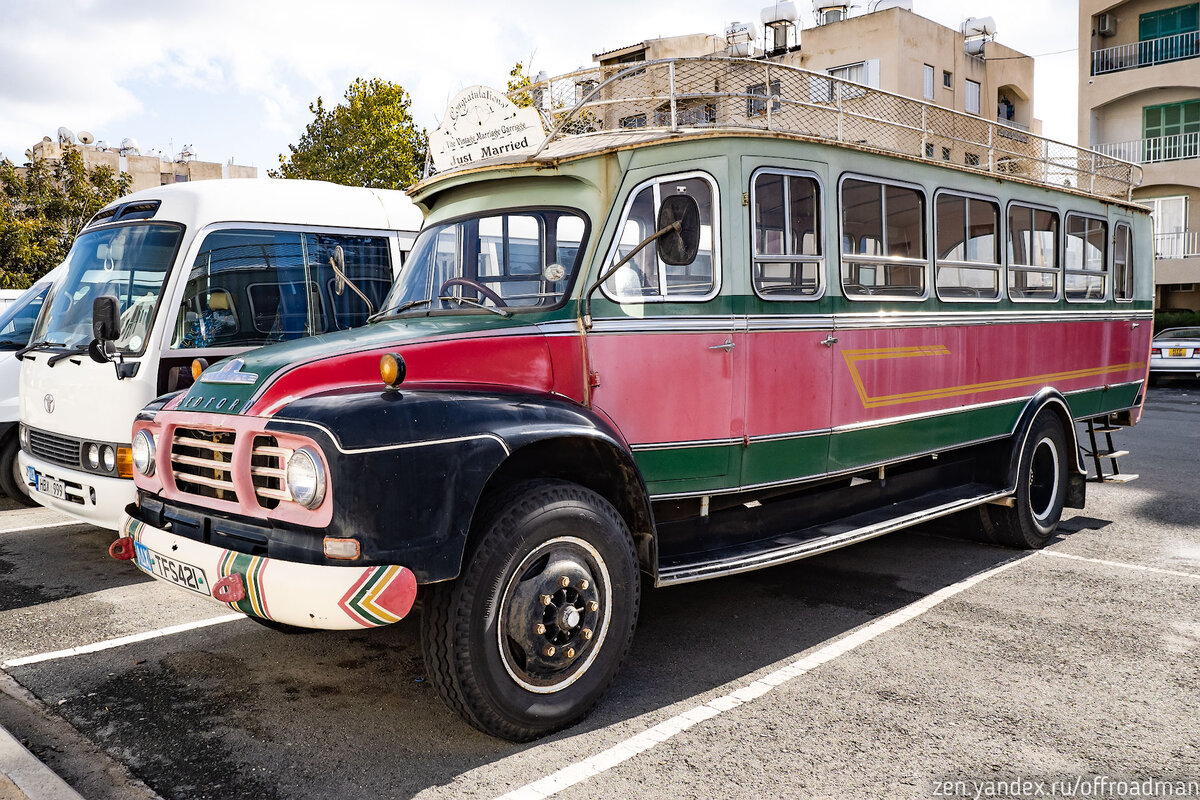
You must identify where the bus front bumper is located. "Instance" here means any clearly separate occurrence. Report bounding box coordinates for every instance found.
[19,451,131,531]
[114,512,417,630]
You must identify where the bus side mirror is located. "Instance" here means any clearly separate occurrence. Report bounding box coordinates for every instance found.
[656,194,701,266]
[89,295,120,364]
[331,245,347,295]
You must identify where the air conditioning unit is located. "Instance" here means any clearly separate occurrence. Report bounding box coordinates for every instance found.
[1097,12,1117,37]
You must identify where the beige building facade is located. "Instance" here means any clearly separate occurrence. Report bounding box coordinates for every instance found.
[1079,0,1200,309]
[25,137,256,194]
[595,6,1041,135]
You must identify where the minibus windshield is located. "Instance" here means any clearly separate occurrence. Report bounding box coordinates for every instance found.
[0,280,53,351]
[30,223,182,354]
[377,209,586,318]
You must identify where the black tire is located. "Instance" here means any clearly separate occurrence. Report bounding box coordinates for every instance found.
[421,480,640,741]
[0,433,35,506]
[979,412,1069,549]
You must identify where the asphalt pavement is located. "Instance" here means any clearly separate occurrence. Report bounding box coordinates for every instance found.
[0,380,1197,800]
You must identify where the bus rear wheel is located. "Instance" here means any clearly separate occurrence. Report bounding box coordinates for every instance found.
[980,413,1069,549]
[421,480,640,741]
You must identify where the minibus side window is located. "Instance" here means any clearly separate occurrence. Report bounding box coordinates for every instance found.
[1007,204,1059,301]
[839,177,927,299]
[1064,213,1108,302]
[935,193,1001,301]
[603,172,719,302]
[1113,222,1134,302]
[751,169,822,299]
[306,232,393,327]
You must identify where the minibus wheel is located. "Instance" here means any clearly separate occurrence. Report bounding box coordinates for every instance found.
[0,434,35,506]
[421,480,640,741]
[980,413,1068,549]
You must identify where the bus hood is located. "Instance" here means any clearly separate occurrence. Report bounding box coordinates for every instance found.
[169,315,559,418]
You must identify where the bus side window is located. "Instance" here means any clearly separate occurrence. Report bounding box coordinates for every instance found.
[1064,214,1108,302]
[935,193,1001,301]
[751,169,822,299]
[306,232,393,327]
[1113,222,1134,302]
[839,176,927,299]
[1007,204,1059,301]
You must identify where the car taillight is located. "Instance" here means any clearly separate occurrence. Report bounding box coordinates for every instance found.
[1151,348,1161,356]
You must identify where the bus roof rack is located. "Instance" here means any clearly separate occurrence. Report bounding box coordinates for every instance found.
[422,57,1141,203]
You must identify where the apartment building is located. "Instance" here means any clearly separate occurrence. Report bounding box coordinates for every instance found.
[1080,0,1200,309]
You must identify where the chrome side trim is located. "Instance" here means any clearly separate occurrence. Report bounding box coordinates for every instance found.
[268,418,512,458]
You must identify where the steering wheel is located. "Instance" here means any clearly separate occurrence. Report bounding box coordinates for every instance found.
[438,278,507,308]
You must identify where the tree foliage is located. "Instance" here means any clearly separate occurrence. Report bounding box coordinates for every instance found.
[271,77,428,190]
[0,147,131,289]
[507,62,536,108]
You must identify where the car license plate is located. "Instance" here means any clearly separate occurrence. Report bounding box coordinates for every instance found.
[134,542,210,596]
[1168,348,1187,357]
[36,475,65,500]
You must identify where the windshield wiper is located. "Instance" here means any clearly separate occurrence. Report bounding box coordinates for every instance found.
[15,340,67,360]
[437,295,512,318]
[46,343,92,366]
[368,298,431,322]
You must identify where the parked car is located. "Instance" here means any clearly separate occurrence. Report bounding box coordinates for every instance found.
[1149,327,1200,382]
[0,266,64,503]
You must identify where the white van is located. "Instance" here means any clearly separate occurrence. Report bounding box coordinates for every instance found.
[18,179,422,528]
[0,266,64,502]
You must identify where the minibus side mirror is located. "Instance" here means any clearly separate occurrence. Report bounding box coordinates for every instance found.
[91,295,120,345]
[656,194,701,266]
[331,245,347,295]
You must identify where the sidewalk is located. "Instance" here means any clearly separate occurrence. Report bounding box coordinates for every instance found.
[0,725,83,800]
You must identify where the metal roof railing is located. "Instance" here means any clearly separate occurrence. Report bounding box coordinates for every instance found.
[428,58,1142,202]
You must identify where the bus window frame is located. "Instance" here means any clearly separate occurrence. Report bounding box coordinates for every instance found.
[748,166,826,302]
[1005,200,1061,304]
[932,188,1003,304]
[837,172,930,303]
[599,170,723,305]
[1063,211,1109,304]
[1112,220,1135,303]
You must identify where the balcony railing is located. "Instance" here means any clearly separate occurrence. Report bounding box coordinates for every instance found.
[1155,230,1200,259]
[996,116,1030,132]
[1091,30,1200,75]
[1094,132,1200,164]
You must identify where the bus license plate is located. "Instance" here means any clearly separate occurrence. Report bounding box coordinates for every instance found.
[134,542,210,596]
[36,475,65,500]
[1168,348,1187,357]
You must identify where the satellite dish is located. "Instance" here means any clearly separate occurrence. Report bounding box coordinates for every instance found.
[78,130,95,145]
[57,127,75,145]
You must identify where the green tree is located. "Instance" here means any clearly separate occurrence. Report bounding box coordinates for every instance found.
[507,61,536,108]
[0,147,131,289]
[271,77,428,190]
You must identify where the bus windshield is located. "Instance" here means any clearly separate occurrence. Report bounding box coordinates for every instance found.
[30,223,182,354]
[0,280,53,351]
[377,209,586,318]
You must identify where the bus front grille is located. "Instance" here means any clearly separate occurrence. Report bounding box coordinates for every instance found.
[170,428,238,502]
[250,435,290,510]
[28,428,82,469]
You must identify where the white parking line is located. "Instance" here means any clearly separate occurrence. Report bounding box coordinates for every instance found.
[1,615,245,669]
[1038,549,1200,580]
[0,520,93,534]
[494,555,1029,800]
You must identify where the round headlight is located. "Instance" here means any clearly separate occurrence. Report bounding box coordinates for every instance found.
[86,443,100,469]
[18,425,28,448]
[102,445,116,472]
[132,430,155,476]
[285,447,326,509]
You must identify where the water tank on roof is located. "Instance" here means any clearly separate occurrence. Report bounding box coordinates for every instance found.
[962,16,997,37]
[761,1,799,24]
[726,20,758,57]
[120,138,141,156]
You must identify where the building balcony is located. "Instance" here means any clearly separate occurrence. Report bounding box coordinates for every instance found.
[1094,132,1199,164]
[1091,30,1199,75]
[1155,231,1200,260]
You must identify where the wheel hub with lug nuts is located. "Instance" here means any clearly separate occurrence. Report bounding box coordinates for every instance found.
[498,537,611,692]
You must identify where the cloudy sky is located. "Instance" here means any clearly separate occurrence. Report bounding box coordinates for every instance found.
[0,0,1080,172]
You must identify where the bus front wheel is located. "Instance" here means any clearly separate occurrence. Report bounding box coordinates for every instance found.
[421,480,640,741]
[0,434,35,506]
[980,413,1069,549]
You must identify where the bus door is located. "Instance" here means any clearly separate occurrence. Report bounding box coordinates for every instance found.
[585,167,741,496]
[740,161,834,489]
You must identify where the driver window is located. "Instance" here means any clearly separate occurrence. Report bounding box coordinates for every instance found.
[603,172,719,302]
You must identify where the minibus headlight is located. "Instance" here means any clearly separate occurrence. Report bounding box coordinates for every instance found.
[86,443,100,469]
[102,445,116,472]
[132,431,155,477]
[286,447,326,509]
[18,424,28,449]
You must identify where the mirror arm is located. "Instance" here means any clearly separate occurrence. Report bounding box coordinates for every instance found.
[581,220,681,329]
[328,254,375,315]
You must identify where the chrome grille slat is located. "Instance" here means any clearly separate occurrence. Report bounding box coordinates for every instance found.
[170,453,233,472]
[174,473,237,491]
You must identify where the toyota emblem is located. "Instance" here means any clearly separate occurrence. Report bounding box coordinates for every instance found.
[43,394,55,414]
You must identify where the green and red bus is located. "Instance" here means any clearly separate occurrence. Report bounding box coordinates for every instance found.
[109,58,1151,740]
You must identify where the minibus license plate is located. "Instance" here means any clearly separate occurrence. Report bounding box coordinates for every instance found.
[134,542,209,595]
[1168,348,1187,357]
[36,475,65,500]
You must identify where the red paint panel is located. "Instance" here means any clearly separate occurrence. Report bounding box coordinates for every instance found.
[544,334,588,403]
[249,335,555,416]
[743,330,834,437]
[373,568,418,619]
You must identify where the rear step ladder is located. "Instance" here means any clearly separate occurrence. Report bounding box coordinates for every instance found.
[1083,417,1138,483]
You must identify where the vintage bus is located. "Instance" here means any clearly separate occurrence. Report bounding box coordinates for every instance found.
[109,59,1151,741]
[19,179,421,528]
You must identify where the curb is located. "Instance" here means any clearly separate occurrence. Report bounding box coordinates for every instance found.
[0,724,84,800]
